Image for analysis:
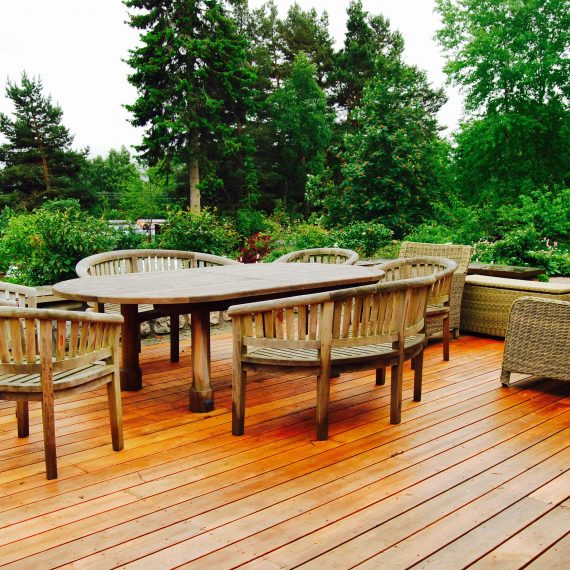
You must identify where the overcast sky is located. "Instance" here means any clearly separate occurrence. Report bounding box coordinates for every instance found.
[0,0,463,158]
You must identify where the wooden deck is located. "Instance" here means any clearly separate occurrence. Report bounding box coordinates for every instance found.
[1,333,569,569]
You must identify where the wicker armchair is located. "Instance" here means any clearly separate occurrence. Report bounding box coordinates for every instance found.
[501,297,570,386]
[229,274,435,440]
[76,249,240,362]
[274,247,359,265]
[0,307,124,479]
[379,256,457,361]
[399,242,472,338]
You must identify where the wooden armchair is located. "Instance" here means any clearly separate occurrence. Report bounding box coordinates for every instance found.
[0,307,124,479]
[228,274,435,440]
[274,248,359,265]
[76,249,240,362]
[501,297,570,386]
[379,256,457,360]
[399,241,472,338]
[0,281,38,307]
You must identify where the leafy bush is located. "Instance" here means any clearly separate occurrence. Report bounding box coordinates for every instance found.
[332,221,393,257]
[403,222,457,245]
[233,208,270,241]
[157,209,240,256]
[0,208,117,285]
[264,221,334,261]
[238,232,273,263]
[114,225,150,250]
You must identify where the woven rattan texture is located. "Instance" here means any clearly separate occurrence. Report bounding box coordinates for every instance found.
[501,297,570,383]
[399,242,472,336]
[461,277,570,337]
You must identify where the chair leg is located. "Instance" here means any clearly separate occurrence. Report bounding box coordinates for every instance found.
[107,372,124,451]
[390,364,403,424]
[453,328,460,339]
[443,315,450,361]
[376,368,386,386]
[500,369,511,386]
[413,351,424,402]
[41,397,57,480]
[16,401,29,438]
[316,368,331,441]
[170,315,180,363]
[232,367,247,436]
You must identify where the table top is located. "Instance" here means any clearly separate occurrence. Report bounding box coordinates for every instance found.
[53,263,384,305]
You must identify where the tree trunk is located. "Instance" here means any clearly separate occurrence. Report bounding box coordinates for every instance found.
[189,158,200,213]
[38,142,52,196]
[31,117,51,196]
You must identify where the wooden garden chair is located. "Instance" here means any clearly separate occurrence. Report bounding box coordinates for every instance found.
[76,249,240,362]
[379,256,457,361]
[274,247,359,265]
[0,281,38,308]
[229,274,435,440]
[0,307,124,479]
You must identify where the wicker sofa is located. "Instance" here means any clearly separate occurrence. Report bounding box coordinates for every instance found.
[461,275,570,337]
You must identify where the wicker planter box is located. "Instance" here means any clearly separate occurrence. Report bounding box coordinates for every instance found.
[461,275,570,337]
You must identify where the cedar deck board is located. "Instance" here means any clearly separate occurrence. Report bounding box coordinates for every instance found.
[0,334,568,569]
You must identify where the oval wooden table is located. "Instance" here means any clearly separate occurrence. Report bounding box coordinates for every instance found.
[54,263,383,412]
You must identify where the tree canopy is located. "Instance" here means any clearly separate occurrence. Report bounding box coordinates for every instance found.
[0,72,85,209]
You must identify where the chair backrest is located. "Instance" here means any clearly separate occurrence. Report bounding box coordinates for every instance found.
[274,248,359,265]
[76,249,240,277]
[230,274,435,353]
[399,242,472,274]
[0,282,38,308]
[0,307,122,376]
[379,256,457,306]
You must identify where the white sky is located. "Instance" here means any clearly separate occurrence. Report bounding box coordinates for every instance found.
[0,0,463,158]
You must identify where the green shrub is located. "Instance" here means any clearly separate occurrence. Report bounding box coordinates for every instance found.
[233,208,270,241]
[114,225,150,250]
[0,208,117,285]
[403,222,457,244]
[263,221,334,261]
[332,221,393,257]
[157,209,240,256]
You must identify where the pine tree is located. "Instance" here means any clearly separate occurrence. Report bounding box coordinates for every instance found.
[0,72,85,209]
[124,0,256,212]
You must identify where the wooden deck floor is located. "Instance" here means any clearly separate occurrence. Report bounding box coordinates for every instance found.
[1,333,569,569]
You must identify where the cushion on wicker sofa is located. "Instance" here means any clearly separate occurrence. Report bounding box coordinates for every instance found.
[461,275,570,337]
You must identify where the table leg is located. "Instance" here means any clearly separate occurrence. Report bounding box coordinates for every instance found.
[189,308,214,412]
[120,304,142,391]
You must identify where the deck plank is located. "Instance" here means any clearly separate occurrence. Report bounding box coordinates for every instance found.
[0,334,568,569]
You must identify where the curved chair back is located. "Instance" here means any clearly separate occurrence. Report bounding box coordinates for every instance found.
[0,282,38,308]
[399,242,472,273]
[76,249,239,277]
[379,256,457,304]
[274,248,359,265]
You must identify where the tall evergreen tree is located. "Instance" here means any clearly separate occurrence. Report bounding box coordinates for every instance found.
[0,72,85,209]
[124,0,257,212]
[278,3,335,88]
[331,0,404,115]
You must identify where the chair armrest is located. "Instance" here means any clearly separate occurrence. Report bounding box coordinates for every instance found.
[0,306,124,325]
